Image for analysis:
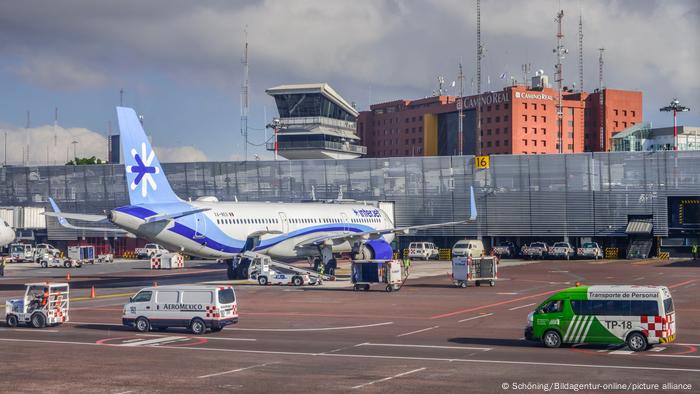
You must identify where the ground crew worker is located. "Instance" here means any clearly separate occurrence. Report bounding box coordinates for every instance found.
[402,257,411,274]
[692,243,698,261]
[0,258,6,277]
[41,287,49,307]
[318,261,325,276]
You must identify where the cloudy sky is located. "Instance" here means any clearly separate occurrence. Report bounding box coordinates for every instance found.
[0,0,697,164]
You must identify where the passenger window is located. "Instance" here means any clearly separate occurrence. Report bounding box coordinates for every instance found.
[132,291,152,303]
[182,291,212,304]
[663,298,674,314]
[157,291,179,303]
[218,288,235,304]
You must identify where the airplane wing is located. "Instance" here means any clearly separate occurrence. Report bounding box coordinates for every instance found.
[297,186,478,248]
[43,198,129,234]
[143,207,212,224]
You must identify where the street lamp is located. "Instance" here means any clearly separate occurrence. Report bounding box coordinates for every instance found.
[71,140,78,161]
[660,98,690,151]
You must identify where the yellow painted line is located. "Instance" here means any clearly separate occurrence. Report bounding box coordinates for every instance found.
[589,260,617,265]
[72,292,134,301]
[631,260,659,266]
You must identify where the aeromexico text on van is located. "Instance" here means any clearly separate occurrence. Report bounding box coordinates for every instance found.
[160,303,205,311]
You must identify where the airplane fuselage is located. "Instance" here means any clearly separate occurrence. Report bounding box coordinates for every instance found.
[109,200,395,260]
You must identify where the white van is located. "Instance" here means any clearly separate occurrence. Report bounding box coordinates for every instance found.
[408,242,439,260]
[122,285,238,334]
[452,239,484,258]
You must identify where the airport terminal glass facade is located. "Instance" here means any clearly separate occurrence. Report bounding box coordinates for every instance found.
[1,151,699,250]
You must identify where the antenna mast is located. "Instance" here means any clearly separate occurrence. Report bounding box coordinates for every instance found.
[598,48,605,151]
[53,107,58,165]
[476,0,483,156]
[521,63,531,88]
[553,10,567,154]
[457,61,464,155]
[241,26,250,161]
[578,13,584,92]
[25,110,30,165]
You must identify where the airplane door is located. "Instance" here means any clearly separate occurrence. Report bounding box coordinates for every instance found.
[194,212,206,240]
[340,212,349,233]
[278,212,289,234]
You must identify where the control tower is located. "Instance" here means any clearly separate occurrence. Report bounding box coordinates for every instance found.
[266,83,366,159]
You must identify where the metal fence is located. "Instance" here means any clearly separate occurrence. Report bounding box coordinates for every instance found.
[1,151,698,240]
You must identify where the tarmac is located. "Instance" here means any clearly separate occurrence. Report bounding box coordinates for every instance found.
[1,257,699,393]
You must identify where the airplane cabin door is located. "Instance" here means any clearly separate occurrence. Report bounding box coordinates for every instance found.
[194,212,206,240]
[278,212,289,234]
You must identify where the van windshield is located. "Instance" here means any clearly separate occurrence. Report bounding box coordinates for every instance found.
[454,242,469,248]
[583,243,596,248]
[218,288,235,304]
[663,298,674,314]
[554,242,568,247]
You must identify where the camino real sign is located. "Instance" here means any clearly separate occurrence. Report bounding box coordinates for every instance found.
[514,91,555,101]
[457,91,510,110]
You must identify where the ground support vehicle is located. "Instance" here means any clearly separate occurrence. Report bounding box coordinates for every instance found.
[491,241,517,258]
[351,259,405,292]
[9,243,34,263]
[68,245,96,264]
[247,253,319,286]
[150,253,184,269]
[38,255,82,268]
[97,253,114,263]
[32,244,61,263]
[452,239,485,258]
[577,242,604,259]
[136,243,169,259]
[523,242,549,259]
[549,242,575,260]
[525,285,675,351]
[5,282,69,328]
[451,256,498,287]
[408,242,439,260]
[122,285,238,334]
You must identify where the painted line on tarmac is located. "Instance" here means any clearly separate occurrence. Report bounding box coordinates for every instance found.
[227,321,393,332]
[357,343,491,351]
[72,292,133,302]
[197,362,277,379]
[430,288,563,320]
[0,328,60,333]
[351,367,426,389]
[651,355,700,359]
[669,279,697,289]
[508,303,536,311]
[458,313,494,323]
[122,336,187,346]
[396,326,439,337]
[2,337,700,373]
[137,333,256,342]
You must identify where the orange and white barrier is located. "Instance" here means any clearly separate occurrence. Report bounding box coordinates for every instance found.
[150,253,184,269]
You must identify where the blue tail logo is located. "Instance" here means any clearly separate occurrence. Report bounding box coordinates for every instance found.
[128,142,160,198]
[117,106,179,205]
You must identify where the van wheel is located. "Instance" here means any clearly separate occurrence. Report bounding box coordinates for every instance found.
[135,317,150,332]
[460,282,467,288]
[475,281,481,287]
[64,261,71,268]
[258,276,268,286]
[543,330,562,348]
[292,276,303,286]
[31,313,46,329]
[40,261,48,268]
[626,332,648,352]
[6,314,18,328]
[190,318,206,335]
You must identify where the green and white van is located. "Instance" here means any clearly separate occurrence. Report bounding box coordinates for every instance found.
[525,285,676,351]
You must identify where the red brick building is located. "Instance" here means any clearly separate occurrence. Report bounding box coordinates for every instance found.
[357,85,642,157]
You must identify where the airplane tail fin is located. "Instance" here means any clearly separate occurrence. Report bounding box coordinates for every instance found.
[469,186,477,221]
[117,107,179,205]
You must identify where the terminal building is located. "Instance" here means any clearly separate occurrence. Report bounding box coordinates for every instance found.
[265,83,366,160]
[612,123,700,152]
[0,151,698,258]
[357,76,642,157]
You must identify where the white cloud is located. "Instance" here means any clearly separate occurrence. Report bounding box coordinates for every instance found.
[10,55,109,90]
[0,124,107,165]
[153,146,209,163]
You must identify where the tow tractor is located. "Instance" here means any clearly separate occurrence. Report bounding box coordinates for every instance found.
[241,252,325,286]
[5,282,70,328]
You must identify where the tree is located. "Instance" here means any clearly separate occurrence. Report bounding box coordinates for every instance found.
[65,156,105,165]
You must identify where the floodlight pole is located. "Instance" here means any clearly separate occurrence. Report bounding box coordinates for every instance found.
[660,98,690,151]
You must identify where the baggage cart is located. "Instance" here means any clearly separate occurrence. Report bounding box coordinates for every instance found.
[452,256,498,288]
[5,282,69,328]
[351,259,405,292]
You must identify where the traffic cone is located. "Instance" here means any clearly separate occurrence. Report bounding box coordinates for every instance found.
[90,286,96,299]
[66,273,71,281]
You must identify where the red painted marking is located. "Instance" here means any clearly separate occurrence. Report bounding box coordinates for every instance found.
[429,288,564,320]
[668,279,697,289]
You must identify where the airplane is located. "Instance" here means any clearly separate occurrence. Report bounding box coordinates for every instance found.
[0,219,16,248]
[45,107,477,279]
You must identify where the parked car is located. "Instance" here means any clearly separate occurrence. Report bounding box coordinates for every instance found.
[135,243,169,259]
[549,242,575,260]
[408,242,439,260]
[577,242,604,259]
[452,239,485,258]
[523,242,549,259]
[491,241,518,258]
